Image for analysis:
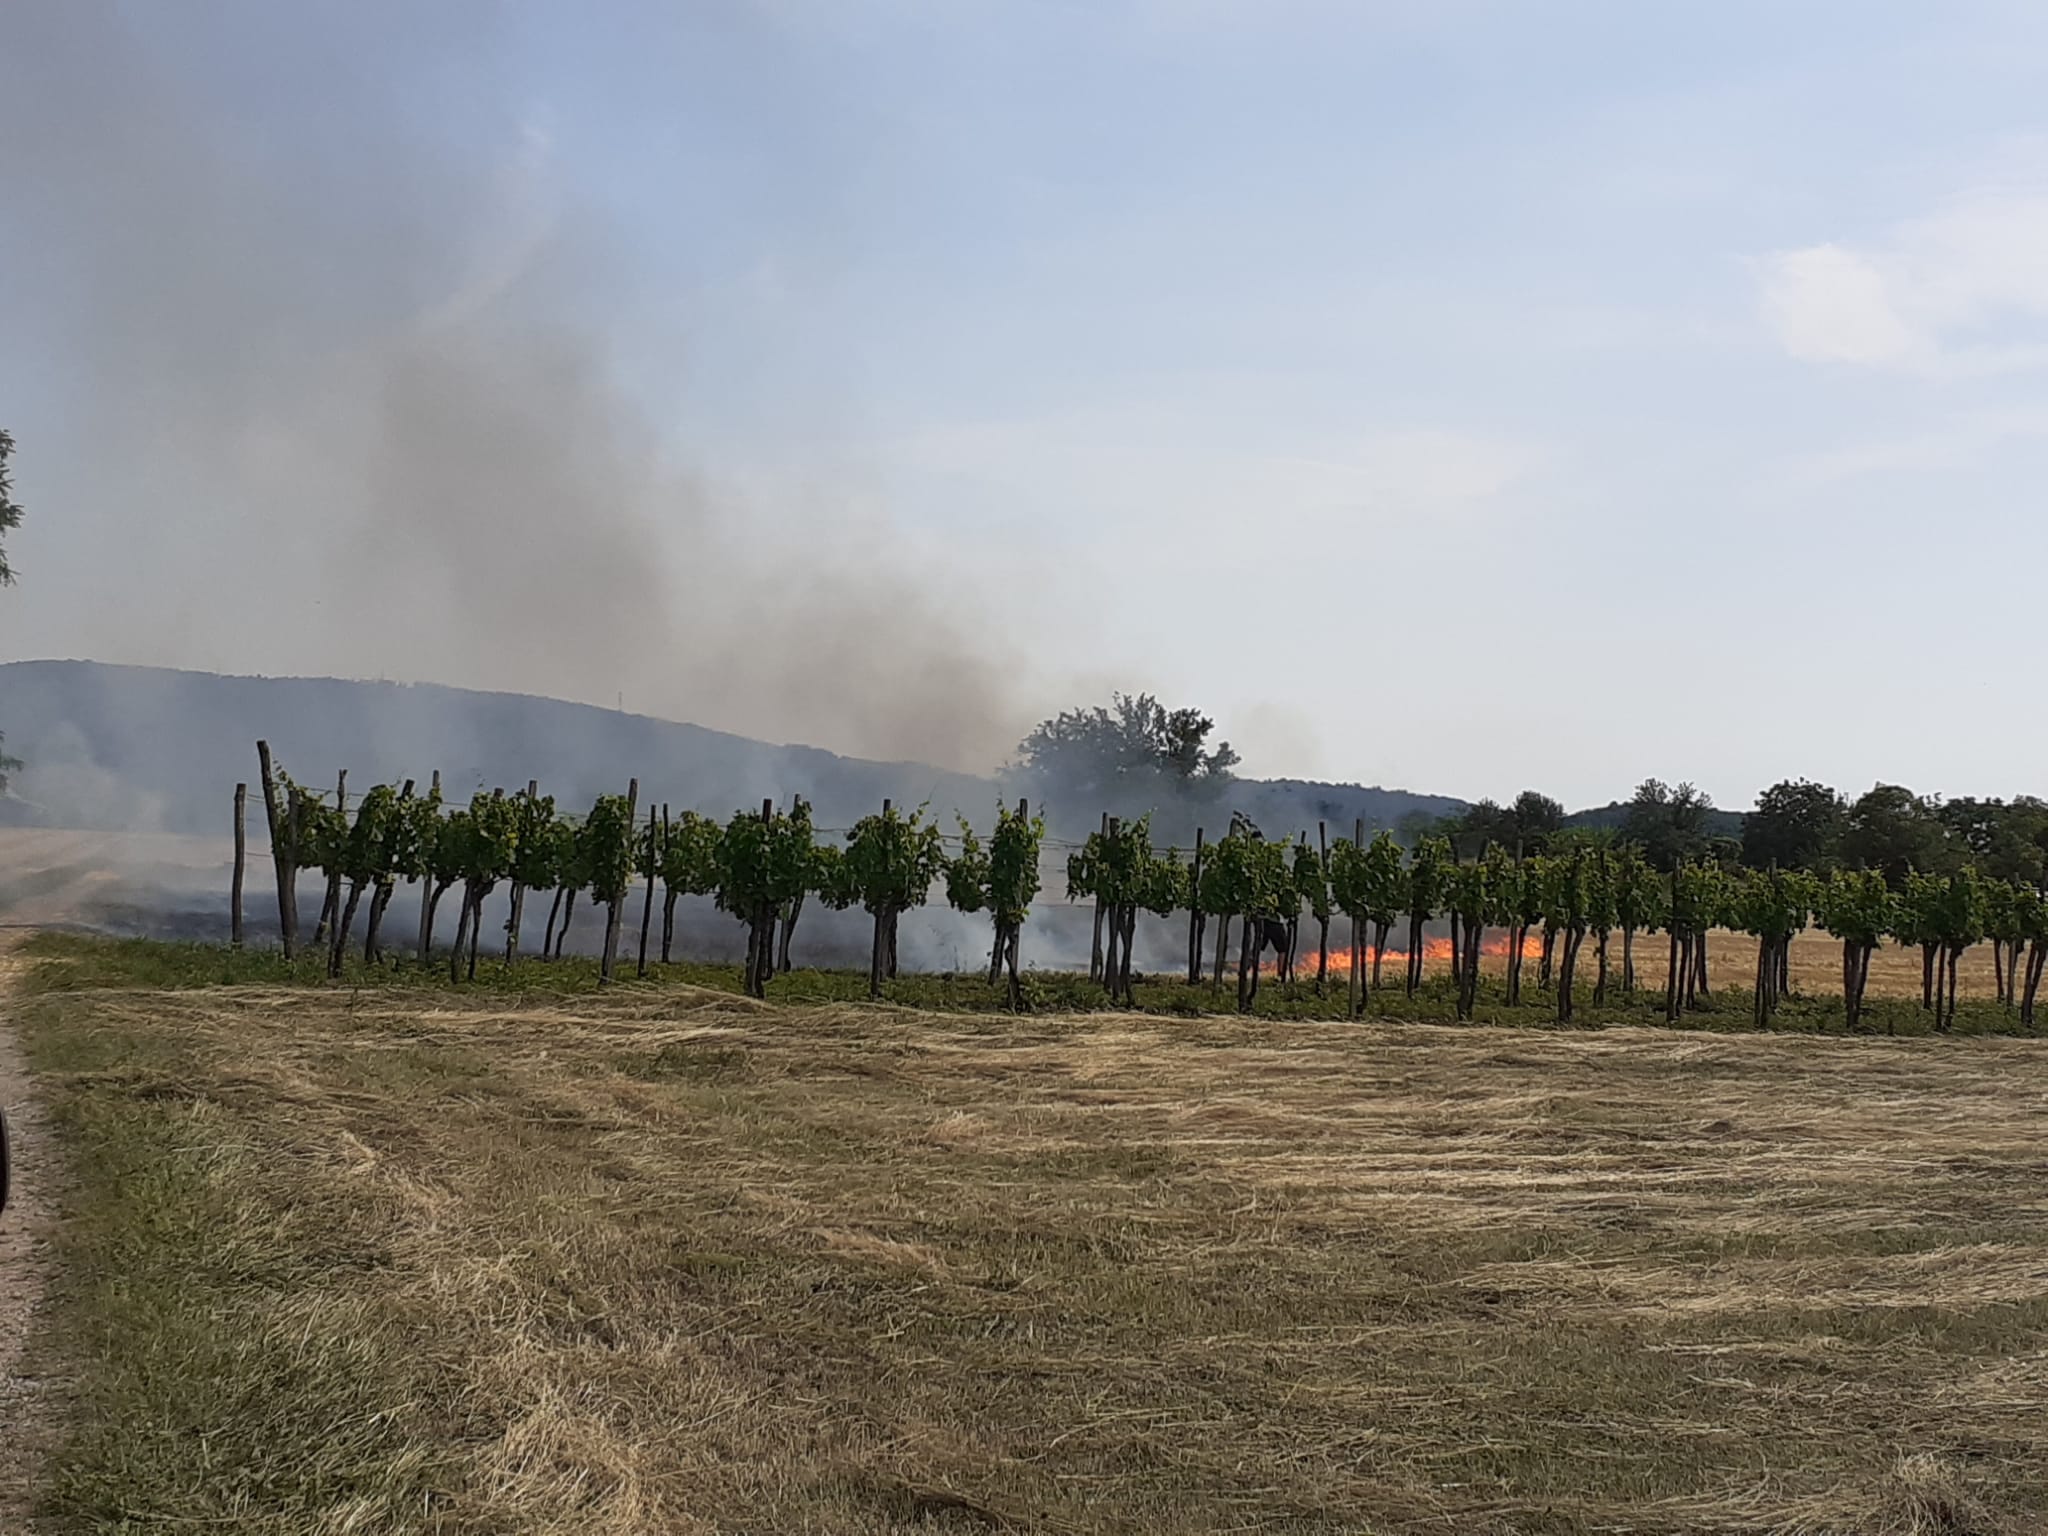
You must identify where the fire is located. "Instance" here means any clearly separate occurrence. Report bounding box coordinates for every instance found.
[1261,931,1545,978]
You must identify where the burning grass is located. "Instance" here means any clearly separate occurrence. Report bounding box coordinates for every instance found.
[16,937,2048,1533]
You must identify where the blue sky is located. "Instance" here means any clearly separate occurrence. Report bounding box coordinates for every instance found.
[5,2,2048,806]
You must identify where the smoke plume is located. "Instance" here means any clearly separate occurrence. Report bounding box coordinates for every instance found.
[0,0,1030,774]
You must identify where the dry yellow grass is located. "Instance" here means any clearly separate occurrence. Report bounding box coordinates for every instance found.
[20,972,2048,1534]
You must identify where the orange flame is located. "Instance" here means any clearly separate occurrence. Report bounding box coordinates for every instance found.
[1261,931,1545,977]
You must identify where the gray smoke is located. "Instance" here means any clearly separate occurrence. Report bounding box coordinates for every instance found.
[0,0,1031,775]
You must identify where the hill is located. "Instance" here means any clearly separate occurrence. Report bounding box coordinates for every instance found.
[0,661,1462,842]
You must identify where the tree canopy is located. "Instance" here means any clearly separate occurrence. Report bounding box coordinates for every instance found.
[0,428,22,589]
[1740,779,1847,871]
[1011,693,1238,813]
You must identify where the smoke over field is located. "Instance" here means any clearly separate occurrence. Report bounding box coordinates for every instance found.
[0,0,1033,774]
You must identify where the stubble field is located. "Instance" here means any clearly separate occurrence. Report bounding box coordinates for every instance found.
[12,935,2048,1534]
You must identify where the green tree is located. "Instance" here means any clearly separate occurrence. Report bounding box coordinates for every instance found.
[716,802,814,998]
[1329,830,1404,1013]
[945,800,1046,1008]
[1730,867,1814,1029]
[0,428,22,588]
[1921,868,1984,1034]
[2012,883,2048,1029]
[1552,849,1594,1023]
[1814,869,1894,1032]
[325,782,406,977]
[580,791,641,982]
[1623,779,1716,871]
[502,789,559,962]
[1444,855,1499,1020]
[843,802,947,998]
[1402,836,1451,997]
[1611,843,1663,995]
[1586,845,1618,1004]
[655,810,723,964]
[1068,814,1180,1004]
[1011,692,1238,819]
[1194,823,1292,1011]
[1741,779,1847,871]
[1500,855,1546,1006]
[359,778,420,965]
[1844,784,1950,887]
[445,791,522,982]
[1293,833,1333,994]
[0,425,25,786]
[543,819,590,959]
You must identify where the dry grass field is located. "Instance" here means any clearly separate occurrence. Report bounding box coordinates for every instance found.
[14,937,2048,1535]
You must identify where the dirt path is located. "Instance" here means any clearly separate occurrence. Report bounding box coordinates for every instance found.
[0,940,57,1531]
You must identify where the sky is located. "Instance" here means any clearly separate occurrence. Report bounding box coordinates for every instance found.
[5,1,2048,810]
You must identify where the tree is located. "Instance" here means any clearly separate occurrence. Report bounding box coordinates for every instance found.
[445,791,521,982]
[1011,693,1239,815]
[1511,790,1565,851]
[580,791,641,983]
[1981,877,2027,1009]
[360,778,419,965]
[1893,870,1944,1011]
[1294,832,1332,994]
[1190,821,1289,1012]
[1663,860,1724,1020]
[327,782,406,977]
[1843,784,1949,887]
[2012,883,2048,1030]
[1444,855,1498,1021]
[1730,868,1813,1029]
[502,788,559,962]
[842,802,947,998]
[1552,849,1592,1024]
[0,429,22,589]
[1918,868,1983,1034]
[1586,845,1617,1005]
[948,803,1049,1008]
[543,819,589,958]
[1814,869,1893,1032]
[1402,836,1451,997]
[1067,814,1181,1005]
[716,801,813,998]
[1611,843,1663,995]
[1329,830,1403,1014]
[656,811,722,964]
[1501,855,1545,1006]
[1741,779,1846,871]
[1623,779,1716,871]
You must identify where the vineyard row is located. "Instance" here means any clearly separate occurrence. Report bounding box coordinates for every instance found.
[235,743,2048,1028]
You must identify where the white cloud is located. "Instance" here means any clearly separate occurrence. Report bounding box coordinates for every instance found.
[1759,243,1921,366]
[1759,182,2048,373]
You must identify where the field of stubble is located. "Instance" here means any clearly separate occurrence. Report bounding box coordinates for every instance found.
[14,934,2048,1535]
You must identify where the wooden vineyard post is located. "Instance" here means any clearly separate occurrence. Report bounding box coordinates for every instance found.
[256,741,297,957]
[230,782,247,946]
[506,780,537,963]
[1317,820,1330,995]
[314,767,346,947]
[637,803,659,978]
[1349,819,1364,1018]
[1089,811,1108,983]
[601,778,639,985]
[868,799,891,1000]
[1006,797,1028,1011]
[659,805,674,963]
[750,797,775,997]
[1187,827,1205,985]
[1101,816,1122,995]
[417,769,442,962]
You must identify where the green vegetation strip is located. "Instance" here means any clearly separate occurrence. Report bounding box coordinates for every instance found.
[19,930,2038,1037]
